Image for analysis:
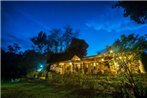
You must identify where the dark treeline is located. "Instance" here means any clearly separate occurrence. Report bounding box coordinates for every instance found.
[1,25,88,80]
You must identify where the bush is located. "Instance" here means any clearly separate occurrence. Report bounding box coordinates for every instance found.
[50,72,147,98]
[26,70,38,78]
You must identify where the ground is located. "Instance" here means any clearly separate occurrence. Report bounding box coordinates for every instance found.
[1,80,73,98]
[2,80,98,98]
[1,74,147,98]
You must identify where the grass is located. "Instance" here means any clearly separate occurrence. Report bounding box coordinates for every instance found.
[1,74,147,98]
[1,79,115,98]
[1,80,74,98]
[2,80,98,98]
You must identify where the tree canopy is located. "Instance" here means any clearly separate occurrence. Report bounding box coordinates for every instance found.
[114,1,147,24]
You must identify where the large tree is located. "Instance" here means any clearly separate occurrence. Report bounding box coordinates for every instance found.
[114,1,147,24]
[111,34,147,98]
[66,38,89,58]
[22,49,46,75]
[46,26,78,53]
[30,31,47,53]
[49,28,62,53]
[112,33,147,54]
[62,25,79,50]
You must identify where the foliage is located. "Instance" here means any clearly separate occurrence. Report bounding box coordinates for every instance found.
[22,49,46,73]
[1,48,24,80]
[47,38,88,65]
[26,70,38,78]
[113,34,146,51]
[112,33,147,59]
[110,33,147,98]
[66,38,89,58]
[8,43,21,54]
[142,52,147,71]
[31,25,78,54]
[1,73,147,98]
[1,25,84,80]
[62,25,79,49]
[50,73,147,98]
[114,1,147,24]
[30,31,47,53]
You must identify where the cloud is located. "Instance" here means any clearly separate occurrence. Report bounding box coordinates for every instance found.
[85,7,147,33]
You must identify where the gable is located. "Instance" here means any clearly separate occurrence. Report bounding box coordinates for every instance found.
[71,55,81,61]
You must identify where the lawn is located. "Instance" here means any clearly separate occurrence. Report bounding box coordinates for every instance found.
[1,79,116,98]
[1,80,76,98]
[1,74,147,98]
[2,79,100,98]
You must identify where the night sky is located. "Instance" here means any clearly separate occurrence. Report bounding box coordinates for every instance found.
[1,1,147,56]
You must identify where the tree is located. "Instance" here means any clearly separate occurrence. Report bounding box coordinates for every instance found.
[112,34,147,70]
[111,33,147,98]
[114,1,147,24]
[105,45,113,53]
[8,43,21,53]
[49,28,62,53]
[30,31,47,53]
[66,38,89,58]
[1,47,23,80]
[112,33,147,55]
[62,25,79,50]
[46,26,79,53]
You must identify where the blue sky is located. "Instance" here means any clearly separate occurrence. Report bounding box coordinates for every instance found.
[1,1,147,56]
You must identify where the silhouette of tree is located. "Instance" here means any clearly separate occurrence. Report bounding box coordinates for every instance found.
[49,28,62,53]
[112,33,147,54]
[66,38,88,58]
[8,43,20,53]
[30,31,47,53]
[22,49,45,74]
[1,48,23,80]
[62,25,79,50]
[47,38,88,73]
[46,26,78,53]
[46,34,54,53]
[114,1,147,24]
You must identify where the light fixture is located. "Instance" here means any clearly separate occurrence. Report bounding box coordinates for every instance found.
[110,50,113,53]
[40,64,43,68]
[119,57,122,59]
[102,58,104,61]
[37,64,44,72]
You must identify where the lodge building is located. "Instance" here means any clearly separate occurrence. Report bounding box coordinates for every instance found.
[49,52,145,74]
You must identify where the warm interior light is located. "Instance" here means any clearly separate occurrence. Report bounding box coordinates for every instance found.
[110,50,113,53]
[93,63,96,66]
[69,62,72,65]
[102,58,104,61]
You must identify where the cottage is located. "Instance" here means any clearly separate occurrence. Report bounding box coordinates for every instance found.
[49,52,145,74]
